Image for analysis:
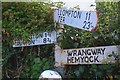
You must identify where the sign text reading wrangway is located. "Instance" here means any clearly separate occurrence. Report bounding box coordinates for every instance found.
[55,46,118,66]
[67,48,106,56]
[66,48,106,64]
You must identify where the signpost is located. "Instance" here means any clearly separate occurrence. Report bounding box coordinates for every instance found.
[13,31,56,47]
[55,45,120,67]
[54,8,98,31]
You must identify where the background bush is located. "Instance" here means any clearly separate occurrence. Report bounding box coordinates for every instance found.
[2,2,120,79]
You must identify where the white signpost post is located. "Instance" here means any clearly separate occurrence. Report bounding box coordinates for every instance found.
[55,45,120,67]
[13,31,56,47]
[54,8,98,31]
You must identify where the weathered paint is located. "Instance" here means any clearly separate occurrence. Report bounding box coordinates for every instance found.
[13,31,56,47]
[54,8,98,31]
[55,45,120,67]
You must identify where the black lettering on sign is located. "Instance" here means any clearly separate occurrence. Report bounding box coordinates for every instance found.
[58,16,65,23]
[58,9,82,19]
[43,38,47,43]
[67,50,72,56]
[58,9,62,16]
[62,9,66,16]
[83,21,92,30]
[68,10,71,17]
[78,50,82,56]
[94,56,99,62]
[44,32,47,37]
[67,50,78,56]
[82,49,87,55]
[37,33,43,38]
[67,48,106,57]
[86,22,91,29]
[81,56,84,63]
[29,39,35,44]
[67,56,100,64]
[73,50,77,56]
[66,48,106,64]
[77,11,82,19]
[85,12,88,20]
[43,38,51,43]
[85,56,89,63]
[67,57,71,63]
[74,57,80,63]
[97,48,101,55]
[101,48,106,55]
[65,10,69,17]
[16,41,22,46]
[47,38,51,43]
[89,56,93,62]
[91,49,97,55]
[73,11,77,18]
[87,49,91,55]
[85,12,91,20]
[67,57,74,63]
[48,33,51,37]
[83,21,87,29]
[83,12,93,30]
[71,10,74,18]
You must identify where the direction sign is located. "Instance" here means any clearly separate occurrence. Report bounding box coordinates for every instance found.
[13,31,56,47]
[55,45,120,66]
[54,8,98,31]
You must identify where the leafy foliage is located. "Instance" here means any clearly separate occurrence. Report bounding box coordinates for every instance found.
[2,1,120,80]
[21,55,53,78]
[2,2,55,79]
[2,2,55,45]
[61,2,120,79]
[58,2,120,49]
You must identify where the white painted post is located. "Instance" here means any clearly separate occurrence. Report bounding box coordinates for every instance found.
[54,23,65,77]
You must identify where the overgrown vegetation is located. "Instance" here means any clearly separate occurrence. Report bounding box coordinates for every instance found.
[2,2,120,80]
[2,2,55,79]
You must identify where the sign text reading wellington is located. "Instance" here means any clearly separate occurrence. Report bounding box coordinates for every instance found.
[54,8,98,31]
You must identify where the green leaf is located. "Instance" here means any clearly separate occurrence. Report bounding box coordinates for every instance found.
[34,58,41,64]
